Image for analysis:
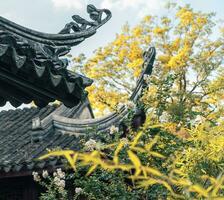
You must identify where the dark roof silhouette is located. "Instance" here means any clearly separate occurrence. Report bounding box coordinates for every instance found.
[0,47,156,175]
[0,4,111,108]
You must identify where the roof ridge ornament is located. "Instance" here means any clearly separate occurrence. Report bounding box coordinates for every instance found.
[0,4,111,108]
[0,4,112,46]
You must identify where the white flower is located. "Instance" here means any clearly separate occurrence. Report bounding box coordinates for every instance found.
[32,171,38,176]
[126,101,136,110]
[159,112,170,123]
[57,168,62,174]
[54,177,66,190]
[58,180,65,188]
[85,139,97,151]
[109,125,119,135]
[54,176,61,185]
[56,168,65,179]
[32,171,41,182]
[42,170,48,179]
[194,115,205,124]
[58,186,65,193]
[75,187,83,194]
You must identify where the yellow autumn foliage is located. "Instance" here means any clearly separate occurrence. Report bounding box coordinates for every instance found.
[40,120,224,199]
[72,4,223,121]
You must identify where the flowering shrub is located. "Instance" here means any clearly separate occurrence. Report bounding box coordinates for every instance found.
[38,115,224,199]
[35,2,224,199]
[32,169,67,200]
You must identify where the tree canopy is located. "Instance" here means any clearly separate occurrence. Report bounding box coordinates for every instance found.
[73,3,224,126]
[38,4,224,200]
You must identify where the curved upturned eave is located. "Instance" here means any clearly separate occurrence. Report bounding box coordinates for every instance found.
[0,9,112,46]
[0,37,93,108]
[49,47,156,132]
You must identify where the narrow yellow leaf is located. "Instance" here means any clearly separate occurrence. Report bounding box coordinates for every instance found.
[211,174,224,197]
[143,166,163,177]
[131,131,143,148]
[38,150,75,160]
[145,135,159,151]
[113,142,125,165]
[128,150,142,176]
[71,153,79,170]
[149,151,165,159]
[188,185,208,197]
[64,152,76,170]
[86,165,98,176]
[130,147,146,153]
[102,143,118,149]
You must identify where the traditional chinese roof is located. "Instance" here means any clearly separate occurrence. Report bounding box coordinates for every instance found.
[0,5,111,108]
[0,100,94,176]
[0,5,111,47]
[0,47,156,176]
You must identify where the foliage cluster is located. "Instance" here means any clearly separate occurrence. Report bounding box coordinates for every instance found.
[36,3,224,200]
[73,3,224,120]
[38,115,224,199]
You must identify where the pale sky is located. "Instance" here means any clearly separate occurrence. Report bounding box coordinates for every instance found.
[0,0,223,110]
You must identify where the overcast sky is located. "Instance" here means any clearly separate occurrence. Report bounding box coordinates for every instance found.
[0,0,223,110]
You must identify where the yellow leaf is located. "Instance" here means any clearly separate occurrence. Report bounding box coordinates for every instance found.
[86,165,98,176]
[71,153,79,170]
[137,178,158,188]
[143,166,163,177]
[149,151,165,159]
[64,153,77,170]
[211,174,224,197]
[188,185,208,197]
[102,143,118,149]
[39,150,77,170]
[128,150,142,176]
[131,131,143,148]
[38,150,75,160]
[130,147,146,153]
[145,135,159,151]
[113,142,125,165]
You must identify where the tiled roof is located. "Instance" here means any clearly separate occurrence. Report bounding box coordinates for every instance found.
[45,47,156,135]
[0,4,112,108]
[0,105,83,174]
[0,31,93,108]
[0,47,156,176]
[0,5,112,47]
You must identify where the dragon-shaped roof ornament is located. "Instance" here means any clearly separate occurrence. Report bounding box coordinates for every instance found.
[0,5,111,108]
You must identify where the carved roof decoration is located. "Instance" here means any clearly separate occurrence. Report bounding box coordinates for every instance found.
[0,5,111,108]
[0,47,156,175]
[0,2,157,175]
[0,5,112,47]
[0,100,93,176]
